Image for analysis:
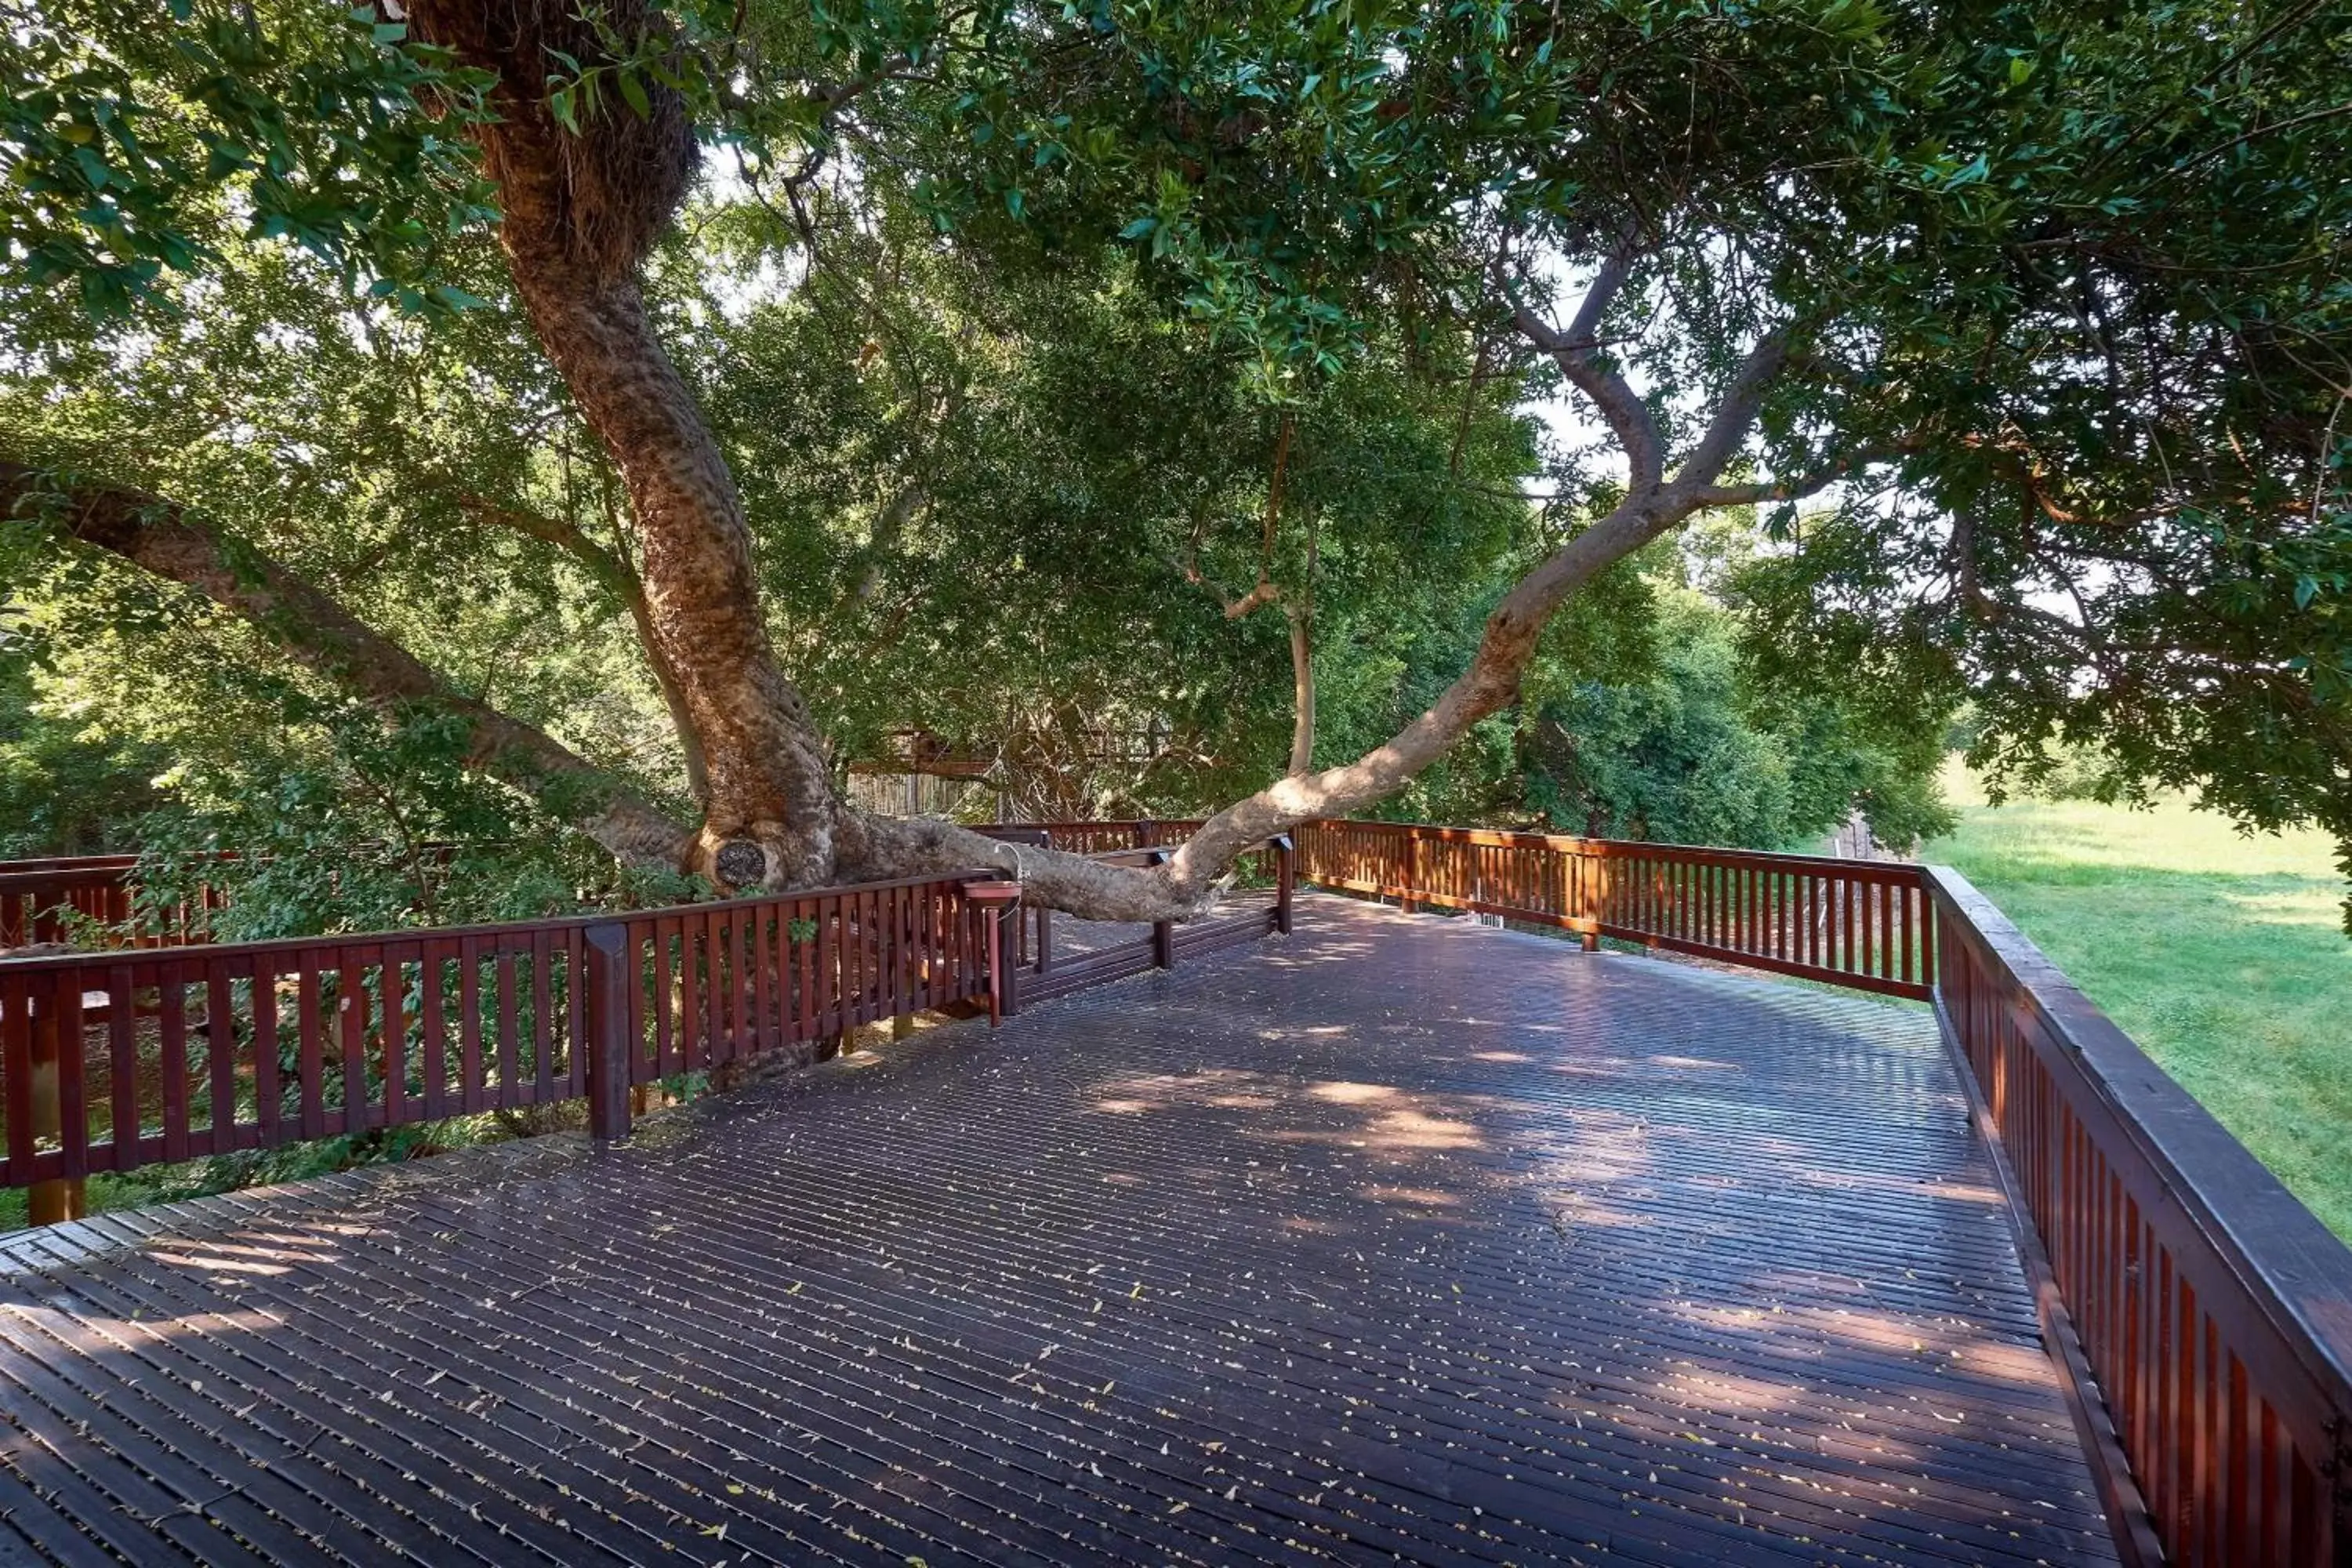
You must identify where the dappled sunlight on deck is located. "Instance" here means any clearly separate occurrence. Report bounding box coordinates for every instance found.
[0,892,2119,1566]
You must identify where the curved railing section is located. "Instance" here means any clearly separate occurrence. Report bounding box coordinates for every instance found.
[1929,867,2352,1568]
[1297,817,1934,996]
[1279,815,2350,1567]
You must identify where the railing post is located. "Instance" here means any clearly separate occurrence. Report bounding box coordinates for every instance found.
[996,905,1022,1020]
[583,921,633,1144]
[1147,849,1175,967]
[27,978,85,1225]
[1272,834,1296,935]
[962,882,1022,1024]
[1033,830,1056,983]
[1400,832,1420,915]
[1579,845,1600,952]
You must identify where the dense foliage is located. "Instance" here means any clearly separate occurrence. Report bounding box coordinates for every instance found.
[2,0,2344,927]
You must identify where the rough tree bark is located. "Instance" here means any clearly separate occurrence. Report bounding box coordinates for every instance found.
[2,460,688,866]
[408,0,839,890]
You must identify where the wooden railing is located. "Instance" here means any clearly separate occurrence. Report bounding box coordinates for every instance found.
[0,855,227,950]
[0,844,488,953]
[1270,815,2350,1566]
[1295,818,1934,996]
[1929,869,2352,1568]
[0,833,1293,1227]
[973,826,1290,1007]
[0,872,1005,1220]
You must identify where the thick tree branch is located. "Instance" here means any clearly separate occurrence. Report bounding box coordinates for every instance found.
[858,306,1798,916]
[844,285,1804,916]
[1157,315,1795,895]
[1505,244,1666,492]
[1666,331,1793,494]
[3,460,692,869]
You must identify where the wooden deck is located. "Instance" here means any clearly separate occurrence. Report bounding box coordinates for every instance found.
[0,894,2119,1566]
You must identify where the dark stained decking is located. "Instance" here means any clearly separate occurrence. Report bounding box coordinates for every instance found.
[0,895,2118,1566]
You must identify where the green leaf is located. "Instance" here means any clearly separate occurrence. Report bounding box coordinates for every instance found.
[615,68,651,120]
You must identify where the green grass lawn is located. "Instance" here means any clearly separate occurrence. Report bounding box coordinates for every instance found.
[1922,763,2352,1241]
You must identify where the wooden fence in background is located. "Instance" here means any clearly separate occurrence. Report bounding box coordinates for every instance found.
[0,855,227,951]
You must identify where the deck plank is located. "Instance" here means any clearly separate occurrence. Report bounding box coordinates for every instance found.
[0,894,2119,1564]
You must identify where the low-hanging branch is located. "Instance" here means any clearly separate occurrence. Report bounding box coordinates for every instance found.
[3,459,691,870]
[850,248,1825,913]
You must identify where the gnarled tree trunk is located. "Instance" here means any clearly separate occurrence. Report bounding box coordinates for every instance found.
[409,0,840,891]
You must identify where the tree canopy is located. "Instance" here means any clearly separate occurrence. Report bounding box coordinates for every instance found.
[2,0,2346,927]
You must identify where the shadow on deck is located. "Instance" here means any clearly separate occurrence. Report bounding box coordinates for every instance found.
[0,893,2117,1566]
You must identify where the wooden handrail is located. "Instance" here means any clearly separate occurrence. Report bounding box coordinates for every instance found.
[0,871,1004,1218]
[1927,866,2351,1567]
[0,838,1295,1221]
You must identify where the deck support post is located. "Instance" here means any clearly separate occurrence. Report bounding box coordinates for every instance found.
[583,921,633,1144]
[1272,835,1296,935]
[994,907,1019,1020]
[962,882,1023,1025]
[1144,850,1177,968]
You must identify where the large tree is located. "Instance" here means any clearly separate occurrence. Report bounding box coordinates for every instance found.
[4,0,2347,923]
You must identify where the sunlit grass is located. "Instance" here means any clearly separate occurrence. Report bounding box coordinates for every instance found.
[1923,760,2352,1241]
